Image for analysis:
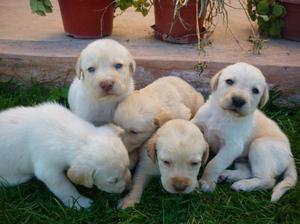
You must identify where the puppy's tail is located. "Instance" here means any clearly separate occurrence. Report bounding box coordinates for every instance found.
[271,160,297,202]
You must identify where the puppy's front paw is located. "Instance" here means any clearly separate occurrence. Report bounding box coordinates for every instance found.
[199,179,216,192]
[218,170,233,183]
[117,196,139,210]
[66,196,93,210]
[77,196,93,209]
[231,180,249,192]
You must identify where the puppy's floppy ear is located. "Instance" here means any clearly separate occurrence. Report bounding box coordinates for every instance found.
[106,123,125,137]
[129,60,136,75]
[201,142,209,167]
[210,70,223,91]
[67,164,95,188]
[259,84,269,107]
[75,56,84,80]
[147,133,158,163]
[154,109,172,128]
[128,53,136,75]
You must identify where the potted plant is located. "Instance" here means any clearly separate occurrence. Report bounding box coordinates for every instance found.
[30,0,135,38]
[152,0,205,44]
[128,0,226,44]
[279,0,300,41]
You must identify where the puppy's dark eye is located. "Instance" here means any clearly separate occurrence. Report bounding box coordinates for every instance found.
[225,79,234,85]
[88,67,95,73]
[190,161,200,166]
[162,160,171,166]
[129,130,138,135]
[114,63,123,70]
[252,87,259,94]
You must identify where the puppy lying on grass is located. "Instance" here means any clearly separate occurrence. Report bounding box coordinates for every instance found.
[0,103,131,209]
[118,119,209,209]
[113,76,204,168]
[68,39,135,126]
[192,62,297,201]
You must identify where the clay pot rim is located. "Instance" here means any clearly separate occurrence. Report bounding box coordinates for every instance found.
[279,0,300,4]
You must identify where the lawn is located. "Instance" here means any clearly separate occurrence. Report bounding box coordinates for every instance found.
[0,81,299,224]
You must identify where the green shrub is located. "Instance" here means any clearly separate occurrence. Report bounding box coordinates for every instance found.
[247,0,286,38]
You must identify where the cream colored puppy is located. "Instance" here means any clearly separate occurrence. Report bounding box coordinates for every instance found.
[0,103,131,209]
[117,119,209,209]
[68,39,135,126]
[192,62,297,201]
[113,76,204,167]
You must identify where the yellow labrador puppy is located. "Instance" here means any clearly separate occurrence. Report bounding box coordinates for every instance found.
[68,39,135,126]
[0,103,131,209]
[117,119,209,209]
[113,76,204,168]
[192,62,297,201]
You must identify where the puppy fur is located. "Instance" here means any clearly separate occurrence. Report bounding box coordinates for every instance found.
[68,39,135,126]
[0,103,131,209]
[113,76,204,168]
[192,62,297,201]
[117,119,209,209]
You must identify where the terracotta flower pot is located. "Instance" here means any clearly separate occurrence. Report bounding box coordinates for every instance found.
[152,0,205,44]
[280,0,300,41]
[58,0,114,39]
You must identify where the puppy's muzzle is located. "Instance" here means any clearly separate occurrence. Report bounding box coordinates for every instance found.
[99,80,114,92]
[171,177,190,193]
[231,96,246,108]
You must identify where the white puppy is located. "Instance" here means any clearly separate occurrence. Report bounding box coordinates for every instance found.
[192,62,297,201]
[113,76,204,168]
[118,119,209,209]
[0,103,131,209]
[68,39,136,126]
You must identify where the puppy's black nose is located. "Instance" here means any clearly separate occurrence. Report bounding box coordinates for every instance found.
[173,183,188,192]
[99,80,114,92]
[232,96,246,108]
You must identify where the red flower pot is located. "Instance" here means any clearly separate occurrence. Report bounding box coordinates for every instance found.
[58,0,114,39]
[280,0,300,41]
[152,0,205,44]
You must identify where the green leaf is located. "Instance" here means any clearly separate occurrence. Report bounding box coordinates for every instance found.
[250,14,256,21]
[259,14,269,21]
[269,20,283,37]
[44,0,53,8]
[37,1,46,12]
[45,5,53,13]
[36,10,46,16]
[30,0,38,12]
[272,4,285,17]
[257,0,269,15]
[116,0,133,10]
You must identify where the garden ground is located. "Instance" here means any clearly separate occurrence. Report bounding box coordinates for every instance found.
[0,82,299,224]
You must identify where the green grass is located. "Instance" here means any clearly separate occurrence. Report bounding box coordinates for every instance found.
[0,82,299,224]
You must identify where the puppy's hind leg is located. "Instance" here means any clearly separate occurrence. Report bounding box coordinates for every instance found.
[218,162,252,183]
[34,163,93,210]
[231,138,286,193]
